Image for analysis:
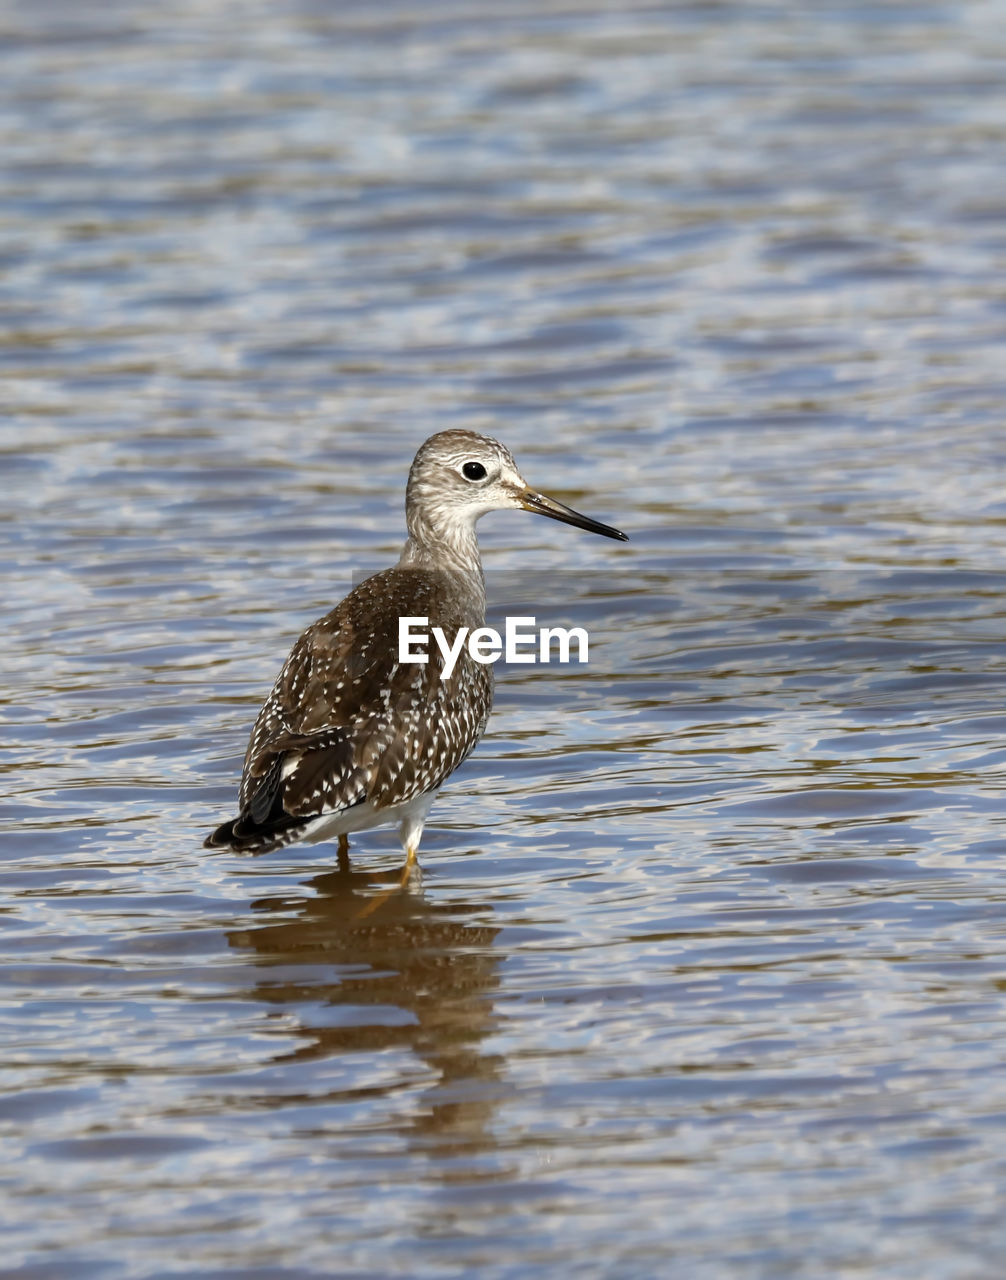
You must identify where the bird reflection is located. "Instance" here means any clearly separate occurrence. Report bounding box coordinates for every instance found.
[227,860,503,1158]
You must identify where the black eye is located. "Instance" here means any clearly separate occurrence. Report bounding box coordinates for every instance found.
[462,461,487,481]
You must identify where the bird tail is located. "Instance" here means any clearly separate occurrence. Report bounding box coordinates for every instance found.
[203,811,316,854]
[204,752,319,853]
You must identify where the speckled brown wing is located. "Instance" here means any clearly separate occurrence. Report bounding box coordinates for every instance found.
[234,566,492,832]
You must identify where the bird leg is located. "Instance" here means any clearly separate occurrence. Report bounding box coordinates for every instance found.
[354,845,419,919]
[399,843,418,888]
[337,832,350,871]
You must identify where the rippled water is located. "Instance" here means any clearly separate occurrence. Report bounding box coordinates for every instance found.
[5,1,1006,1275]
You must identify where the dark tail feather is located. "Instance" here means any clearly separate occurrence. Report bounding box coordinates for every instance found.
[204,817,239,849]
[248,756,284,825]
[203,810,316,854]
[205,753,311,853]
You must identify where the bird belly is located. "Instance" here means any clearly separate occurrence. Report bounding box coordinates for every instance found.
[300,791,438,845]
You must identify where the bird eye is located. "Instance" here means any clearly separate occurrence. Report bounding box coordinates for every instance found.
[462,461,487,481]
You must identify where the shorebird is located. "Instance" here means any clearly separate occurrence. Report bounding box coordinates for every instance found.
[205,430,627,873]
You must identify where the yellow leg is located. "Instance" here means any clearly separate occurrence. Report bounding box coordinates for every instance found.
[355,845,419,919]
[398,843,418,887]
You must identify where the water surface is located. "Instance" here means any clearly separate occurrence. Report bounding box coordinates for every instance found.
[3,1,1006,1276]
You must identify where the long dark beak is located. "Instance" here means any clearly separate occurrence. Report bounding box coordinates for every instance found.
[520,489,628,542]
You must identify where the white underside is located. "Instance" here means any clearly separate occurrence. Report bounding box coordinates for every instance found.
[299,790,438,855]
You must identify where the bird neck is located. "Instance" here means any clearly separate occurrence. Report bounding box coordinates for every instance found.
[399,514,486,585]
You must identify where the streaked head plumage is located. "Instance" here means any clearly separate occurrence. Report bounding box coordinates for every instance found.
[404,429,628,554]
[406,430,526,530]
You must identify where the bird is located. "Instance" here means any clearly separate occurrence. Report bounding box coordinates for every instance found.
[205,430,627,876]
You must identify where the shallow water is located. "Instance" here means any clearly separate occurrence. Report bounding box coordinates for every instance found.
[4,1,1006,1276]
